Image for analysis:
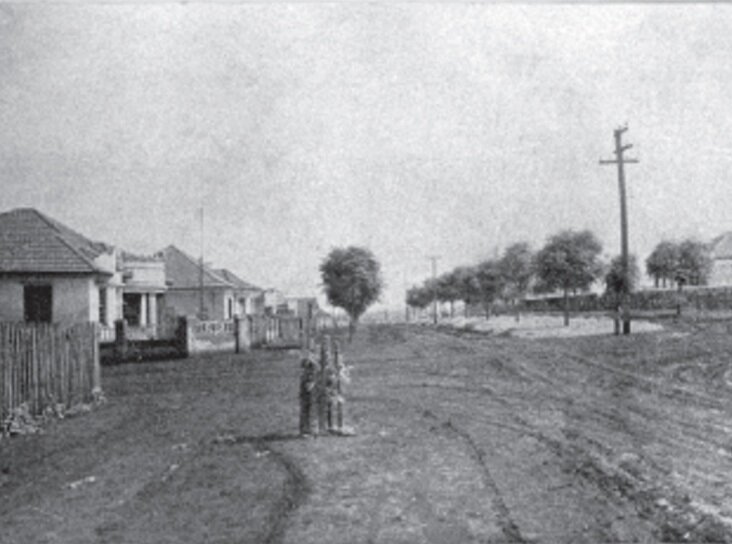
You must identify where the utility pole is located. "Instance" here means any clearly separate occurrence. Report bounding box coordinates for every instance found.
[427,256,440,324]
[199,206,205,320]
[600,125,639,335]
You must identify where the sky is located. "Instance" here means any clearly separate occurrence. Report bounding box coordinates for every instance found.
[2,3,732,310]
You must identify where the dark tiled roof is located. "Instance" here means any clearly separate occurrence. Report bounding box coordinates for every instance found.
[0,208,112,274]
[214,268,261,291]
[712,233,732,259]
[158,245,234,289]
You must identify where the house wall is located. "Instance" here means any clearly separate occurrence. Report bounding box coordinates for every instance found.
[122,260,167,291]
[0,276,103,324]
[237,291,263,316]
[100,285,121,325]
[0,281,24,321]
[263,289,286,313]
[53,277,97,323]
[709,259,732,286]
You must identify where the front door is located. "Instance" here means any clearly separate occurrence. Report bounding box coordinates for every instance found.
[24,284,53,323]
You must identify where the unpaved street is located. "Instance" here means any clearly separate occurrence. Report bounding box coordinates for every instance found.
[3,321,732,543]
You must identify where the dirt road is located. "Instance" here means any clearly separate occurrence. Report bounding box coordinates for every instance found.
[3,321,732,543]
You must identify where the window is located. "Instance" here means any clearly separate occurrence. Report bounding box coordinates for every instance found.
[227,297,233,319]
[24,285,52,323]
[122,293,142,326]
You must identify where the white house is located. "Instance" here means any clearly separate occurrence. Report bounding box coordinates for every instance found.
[0,208,120,325]
[0,208,169,339]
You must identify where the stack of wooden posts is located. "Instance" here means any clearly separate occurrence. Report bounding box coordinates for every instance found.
[299,335,352,437]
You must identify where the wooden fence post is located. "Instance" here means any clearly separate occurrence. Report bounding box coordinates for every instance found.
[317,337,331,433]
[92,323,102,395]
[176,317,190,357]
[234,316,241,354]
[114,319,128,362]
[333,339,344,432]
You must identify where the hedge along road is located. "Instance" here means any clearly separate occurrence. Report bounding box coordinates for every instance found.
[3,321,732,543]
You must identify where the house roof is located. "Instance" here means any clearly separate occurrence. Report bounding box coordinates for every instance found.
[0,208,113,274]
[158,245,234,290]
[214,268,261,291]
[711,233,732,259]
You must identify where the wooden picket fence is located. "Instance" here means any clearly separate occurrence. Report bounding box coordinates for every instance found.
[0,322,101,423]
[249,315,304,349]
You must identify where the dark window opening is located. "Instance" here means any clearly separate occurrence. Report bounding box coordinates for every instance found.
[24,285,52,323]
[123,293,142,326]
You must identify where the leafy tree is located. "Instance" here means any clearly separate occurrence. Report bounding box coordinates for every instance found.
[646,241,679,288]
[676,239,712,287]
[436,271,462,317]
[498,242,533,321]
[452,266,482,316]
[405,284,432,322]
[605,254,640,301]
[320,246,383,340]
[475,260,505,317]
[534,230,604,326]
[405,285,431,310]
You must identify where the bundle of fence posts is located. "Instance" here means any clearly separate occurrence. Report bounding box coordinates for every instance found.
[298,333,353,437]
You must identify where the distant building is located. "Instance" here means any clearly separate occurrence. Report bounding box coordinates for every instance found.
[286,296,319,319]
[118,251,167,330]
[262,288,288,315]
[214,268,264,316]
[157,245,238,320]
[709,233,732,286]
[0,208,118,325]
[0,208,167,336]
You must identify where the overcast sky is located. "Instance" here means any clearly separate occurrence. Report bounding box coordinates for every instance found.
[2,3,732,309]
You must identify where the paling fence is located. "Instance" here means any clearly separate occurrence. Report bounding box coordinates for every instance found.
[0,322,101,422]
[248,315,304,348]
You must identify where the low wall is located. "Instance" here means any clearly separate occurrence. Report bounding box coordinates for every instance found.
[100,319,186,365]
[185,318,238,354]
[102,314,310,363]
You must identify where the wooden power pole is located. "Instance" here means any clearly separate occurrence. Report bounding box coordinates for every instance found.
[199,206,205,319]
[600,125,638,335]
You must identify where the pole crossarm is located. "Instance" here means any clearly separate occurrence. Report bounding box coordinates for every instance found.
[599,158,639,164]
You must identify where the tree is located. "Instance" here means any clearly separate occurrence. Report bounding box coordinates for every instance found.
[646,241,679,288]
[320,246,383,340]
[405,285,431,310]
[405,284,431,321]
[475,260,505,317]
[605,254,640,302]
[534,230,604,326]
[676,239,712,287]
[436,271,462,317]
[498,242,533,322]
[452,266,482,316]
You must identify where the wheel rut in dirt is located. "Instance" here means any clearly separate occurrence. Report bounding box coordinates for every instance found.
[422,409,528,543]
[214,433,311,544]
